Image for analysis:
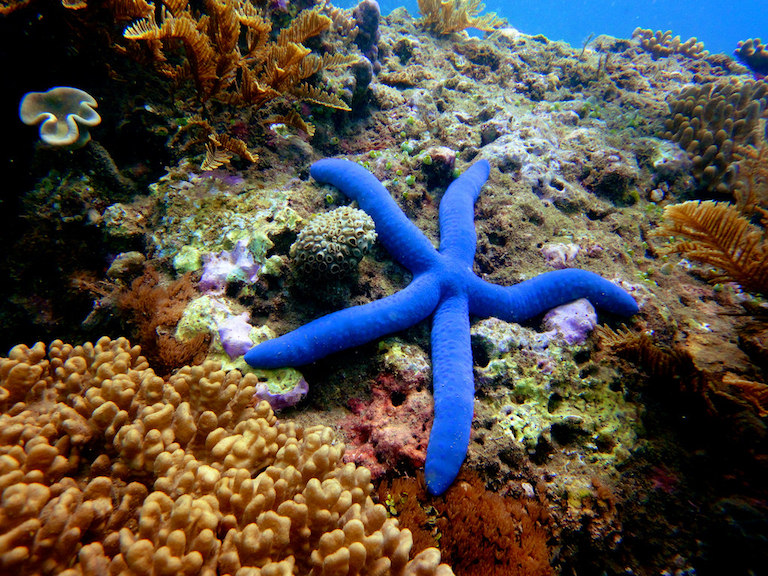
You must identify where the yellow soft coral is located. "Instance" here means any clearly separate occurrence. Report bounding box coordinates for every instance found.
[0,337,454,575]
[417,0,505,35]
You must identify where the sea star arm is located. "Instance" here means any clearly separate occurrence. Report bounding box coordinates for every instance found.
[438,160,491,266]
[467,268,639,322]
[424,293,474,496]
[244,273,441,368]
[311,159,440,274]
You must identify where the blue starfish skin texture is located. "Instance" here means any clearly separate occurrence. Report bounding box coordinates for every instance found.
[245,158,639,495]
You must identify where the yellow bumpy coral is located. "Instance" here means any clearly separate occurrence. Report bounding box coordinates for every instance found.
[0,337,454,575]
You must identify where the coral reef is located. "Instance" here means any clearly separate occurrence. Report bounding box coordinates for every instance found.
[245,159,638,495]
[0,336,454,575]
[470,317,641,463]
[172,294,310,410]
[8,4,768,574]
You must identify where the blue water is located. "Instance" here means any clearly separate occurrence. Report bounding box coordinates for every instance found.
[341,0,767,57]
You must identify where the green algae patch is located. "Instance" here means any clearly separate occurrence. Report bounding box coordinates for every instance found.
[471,317,642,467]
[176,295,305,394]
[173,245,203,273]
[147,167,303,273]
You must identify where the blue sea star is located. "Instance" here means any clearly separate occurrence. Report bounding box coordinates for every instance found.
[245,158,639,494]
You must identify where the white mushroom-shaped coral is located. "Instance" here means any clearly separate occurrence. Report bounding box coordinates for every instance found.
[19,86,101,149]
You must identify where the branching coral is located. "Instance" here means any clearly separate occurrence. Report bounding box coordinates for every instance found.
[417,0,505,35]
[735,38,768,78]
[0,336,455,575]
[122,0,355,127]
[663,79,768,194]
[632,28,709,60]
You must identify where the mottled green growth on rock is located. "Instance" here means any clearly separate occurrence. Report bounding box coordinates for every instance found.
[471,317,640,466]
[147,169,302,273]
[176,295,305,396]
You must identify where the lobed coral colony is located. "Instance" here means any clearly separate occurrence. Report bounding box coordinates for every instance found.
[662,79,767,194]
[0,337,452,574]
[4,0,768,574]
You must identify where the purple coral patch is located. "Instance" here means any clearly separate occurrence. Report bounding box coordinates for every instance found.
[200,239,260,294]
[218,312,254,358]
[253,378,309,411]
[542,298,598,345]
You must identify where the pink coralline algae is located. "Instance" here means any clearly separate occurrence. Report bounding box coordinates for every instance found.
[199,239,260,294]
[342,373,433,478]
[339,342,433,478]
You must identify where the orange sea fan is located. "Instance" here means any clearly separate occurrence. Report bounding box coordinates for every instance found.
[657,200,768,294]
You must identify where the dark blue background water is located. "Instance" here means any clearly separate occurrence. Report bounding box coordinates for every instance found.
[338,0,766,56]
